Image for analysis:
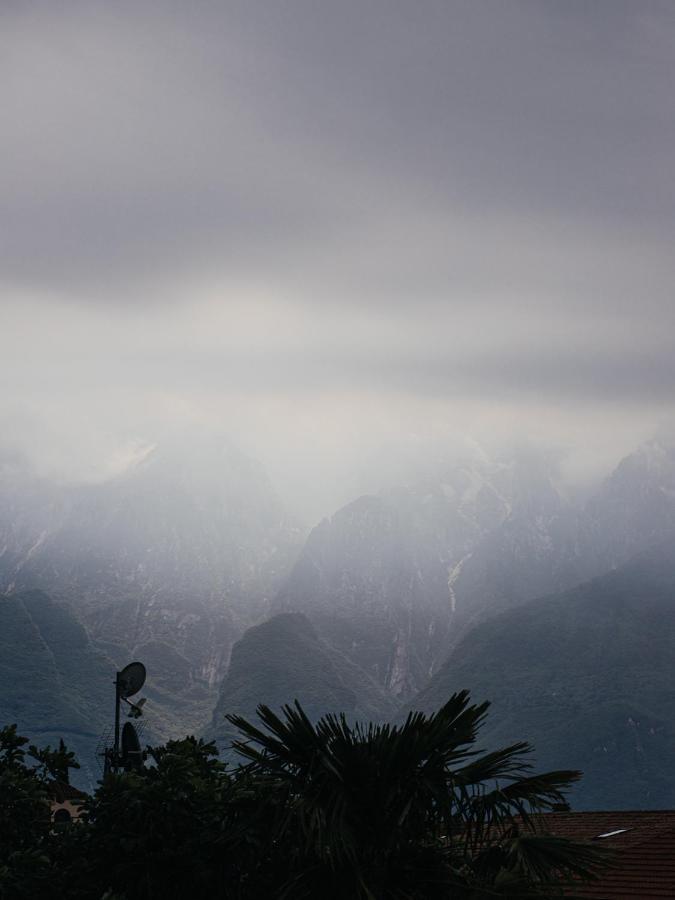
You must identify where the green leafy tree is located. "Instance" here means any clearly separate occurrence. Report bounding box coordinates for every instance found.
[28,739,80,785]
[0,694,609,899]
[74,736,252,899]
[0,726,53,900]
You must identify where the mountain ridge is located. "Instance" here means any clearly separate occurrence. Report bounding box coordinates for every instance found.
[409,537,675,809]
[274,441,675,702]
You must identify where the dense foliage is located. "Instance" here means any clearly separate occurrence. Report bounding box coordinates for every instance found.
[1,694,607,899]
[0,725,80,898]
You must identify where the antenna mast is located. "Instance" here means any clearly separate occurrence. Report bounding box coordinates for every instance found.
[102,661,147,776]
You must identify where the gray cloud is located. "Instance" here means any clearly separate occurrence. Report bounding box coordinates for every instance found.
[2,0,675,517]
[4,1,675,287]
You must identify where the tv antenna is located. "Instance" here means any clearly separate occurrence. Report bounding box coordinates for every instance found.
[100,661,148,775]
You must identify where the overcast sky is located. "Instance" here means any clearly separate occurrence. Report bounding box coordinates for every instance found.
[2,0,675,518]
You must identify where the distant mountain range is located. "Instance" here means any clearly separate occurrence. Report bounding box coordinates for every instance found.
[275,442,675,701]
[4,437,675,807]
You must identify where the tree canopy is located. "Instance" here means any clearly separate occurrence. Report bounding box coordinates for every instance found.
[0,693,608,899]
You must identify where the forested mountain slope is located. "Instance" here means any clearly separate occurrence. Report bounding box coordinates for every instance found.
[0,590,112,789]
[208,612,397,753]
[411,539,675,809]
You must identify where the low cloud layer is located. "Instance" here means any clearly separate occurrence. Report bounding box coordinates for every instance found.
[3,1,675,519]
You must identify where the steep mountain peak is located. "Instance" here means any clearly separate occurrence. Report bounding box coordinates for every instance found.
[274,446,580,700]
[584,439,675,571]
[611,439,675,481]
[491,449,568,519]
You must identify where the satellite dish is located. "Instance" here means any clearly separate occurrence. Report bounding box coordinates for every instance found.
[121,722,143,771]
[99,659,149,776]
[117,662,146,699]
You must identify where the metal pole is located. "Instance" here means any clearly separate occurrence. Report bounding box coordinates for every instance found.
[113,672,121,773]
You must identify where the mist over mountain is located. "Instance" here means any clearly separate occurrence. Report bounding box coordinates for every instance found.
[0,436,304,740]
[276,443,675,702]
[585,441,675,572]
[5,10,675,894]
[4,432,675,810]
[274,459,513,699]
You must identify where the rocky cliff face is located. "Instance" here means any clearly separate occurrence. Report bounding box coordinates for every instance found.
[444,451,588,647]
[0,439,303,734]
[275,443,675,702]
[583,441,675,573]
[275,452,572,699]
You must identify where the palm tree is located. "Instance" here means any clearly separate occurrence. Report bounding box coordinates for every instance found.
[227,691,607,899]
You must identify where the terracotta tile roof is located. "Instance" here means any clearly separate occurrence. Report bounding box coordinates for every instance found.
[535,810,675,899]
